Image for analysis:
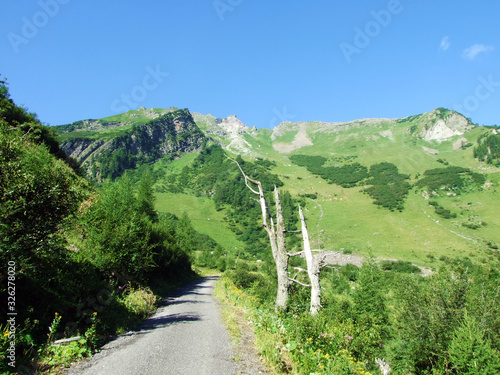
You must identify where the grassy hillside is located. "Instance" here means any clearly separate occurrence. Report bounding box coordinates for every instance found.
[150,152,247,253]
[256,117,499,267]
[56,107,176,141]
[58,107,500,268]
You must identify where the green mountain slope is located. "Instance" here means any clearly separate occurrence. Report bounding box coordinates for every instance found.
[56,107,500,267]
[56,107,207,180]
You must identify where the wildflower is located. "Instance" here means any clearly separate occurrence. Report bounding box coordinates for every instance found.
[3,331,10,337]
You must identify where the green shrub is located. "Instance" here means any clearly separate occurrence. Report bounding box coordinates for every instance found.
[122,287,158,318]
[435,206,457,219]
[416,166,485,193]
[380,260,421,274]
[229,267,260,289]
[448,312,500,374]
[364,162,411,211]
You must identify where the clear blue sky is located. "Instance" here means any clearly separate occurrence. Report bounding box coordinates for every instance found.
[1,1,499,128]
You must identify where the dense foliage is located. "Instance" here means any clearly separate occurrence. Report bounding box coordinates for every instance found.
[415,166,485,194]
[474,131,500,166]
[159,145,302,257]
[221,256,500,375]
[290,155,412,211]
[289,154,327,169]
[0,80,205,373]
[364,162,411,211]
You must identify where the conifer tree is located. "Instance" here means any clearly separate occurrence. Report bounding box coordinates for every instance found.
[448,311,500,374]
[137,171,157,221]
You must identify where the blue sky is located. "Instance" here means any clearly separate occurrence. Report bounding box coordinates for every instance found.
[1,1,499,128]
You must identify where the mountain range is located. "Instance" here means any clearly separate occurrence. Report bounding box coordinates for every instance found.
[55,107,500,268]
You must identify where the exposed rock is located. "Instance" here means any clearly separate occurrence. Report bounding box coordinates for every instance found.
[418,110,474,142]
[60,109,207,180]
[379,129,394,141]
[422,146,439,155]
[453,137,468,150]
[193,113,255,155]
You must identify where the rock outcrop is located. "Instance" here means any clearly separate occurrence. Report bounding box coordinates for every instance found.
[193,113,256,155]
[60,109,207,180]
[417,109,474,142]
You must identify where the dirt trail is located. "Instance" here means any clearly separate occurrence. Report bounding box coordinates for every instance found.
[66,277,262,375]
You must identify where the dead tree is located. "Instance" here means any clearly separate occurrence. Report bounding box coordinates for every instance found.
[228,156,327,314]
[299,205,323,315]
[228,156,290,311]
[289,205,326,315]
[375,358,391,375]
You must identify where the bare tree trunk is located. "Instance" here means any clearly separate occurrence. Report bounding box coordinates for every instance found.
[227,156,289,311]
[274,187,290,312]
[299,205,322,315]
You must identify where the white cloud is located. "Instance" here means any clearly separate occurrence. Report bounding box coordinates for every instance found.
[462,44,495,60]
[440,36,450,51]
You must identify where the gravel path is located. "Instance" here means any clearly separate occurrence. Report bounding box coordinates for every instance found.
[66,277,239,375]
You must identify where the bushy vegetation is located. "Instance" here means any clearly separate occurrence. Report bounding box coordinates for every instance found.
[158,145,303,257]
[290,155,412,211]
[220,257,500,375]
[474,131,500,166]
[290,154,369,188]
[428,200,458,219]
[364,162,411,211]
[380,260,421,274]
[416,166,486,194]
[289,154,327,169]
[0,79,207,373]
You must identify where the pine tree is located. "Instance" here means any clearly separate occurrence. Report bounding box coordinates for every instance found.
[351,259,388,361]
[136,171,157,221]
[448,311,500,374]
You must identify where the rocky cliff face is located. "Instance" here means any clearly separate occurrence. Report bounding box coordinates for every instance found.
[193,113,257,155]
[60,109,207,180]
[416,109,474,142]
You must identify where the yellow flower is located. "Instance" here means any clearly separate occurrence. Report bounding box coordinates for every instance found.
[3,331,10,337]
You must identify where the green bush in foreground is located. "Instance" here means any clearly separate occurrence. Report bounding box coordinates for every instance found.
[218,257,500,375]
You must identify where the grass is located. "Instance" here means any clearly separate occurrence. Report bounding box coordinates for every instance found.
[148,114,500,269]
[277,167,498,267]
[155,192,245,252]
[56,107,176,142]
[99,107,172,124]
[152,152,247,253]
[57,125,135,141]
[246,118,500,268]
[214,276,285,374]
[60,106,500,268]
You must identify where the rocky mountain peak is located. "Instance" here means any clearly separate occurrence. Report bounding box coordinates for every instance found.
[216,115,250,134]
[418,109,474,142]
